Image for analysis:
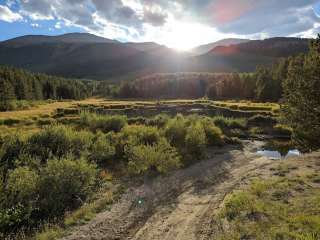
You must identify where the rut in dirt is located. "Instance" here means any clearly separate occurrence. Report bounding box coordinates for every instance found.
[62,141,271,240]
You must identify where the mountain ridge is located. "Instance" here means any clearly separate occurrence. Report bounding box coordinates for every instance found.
[0,33,310,80]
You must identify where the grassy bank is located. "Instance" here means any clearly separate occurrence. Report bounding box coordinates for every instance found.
[212,153,320,240]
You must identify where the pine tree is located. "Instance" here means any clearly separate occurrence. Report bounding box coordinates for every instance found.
[255,66,273,101]
[0,78,16,111]
[282,34,320,151]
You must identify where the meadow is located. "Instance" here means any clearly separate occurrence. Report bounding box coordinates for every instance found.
[0,97,290,239]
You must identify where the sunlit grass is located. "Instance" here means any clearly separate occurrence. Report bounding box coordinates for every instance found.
[213,154,320,240]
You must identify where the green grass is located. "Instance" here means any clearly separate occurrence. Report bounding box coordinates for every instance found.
[35,225,64,240]
[64,190,113,226]
[213,156,320,240]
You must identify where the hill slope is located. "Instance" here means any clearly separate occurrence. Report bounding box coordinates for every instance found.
[0,34,310,80]
[190,38,250,55]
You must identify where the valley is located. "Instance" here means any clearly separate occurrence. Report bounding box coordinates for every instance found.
[0,6,319,239]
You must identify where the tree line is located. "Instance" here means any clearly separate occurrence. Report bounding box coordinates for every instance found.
[112,59,289,102]
[0,65,96,111]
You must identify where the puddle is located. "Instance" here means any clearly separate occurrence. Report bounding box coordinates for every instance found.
[257,149,300,160]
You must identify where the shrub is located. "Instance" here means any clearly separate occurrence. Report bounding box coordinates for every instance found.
[147,114,170,128]
[185,122,207,160]
[115,125,161,160]
[213,116,247,130]
[120,125,161,146]
[248,114,277,126]
[80,112,127,133]
[88,132,115,166]
[164,115,188,148]
[0,135,26,179]
[0,204,31,234]
[127,138,181,175]
[39,157,97,217]
[26,125,94,161]
[6,167,39,206]
[201,118,223,146]
[273,124,292,136]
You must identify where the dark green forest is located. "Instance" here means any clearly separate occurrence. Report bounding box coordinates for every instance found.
[111,58,288,102]
[0,66,96,111]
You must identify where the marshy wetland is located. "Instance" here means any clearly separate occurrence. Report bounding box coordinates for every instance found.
[2,97,312,240]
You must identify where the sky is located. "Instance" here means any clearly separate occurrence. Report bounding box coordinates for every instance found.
[0,0,320,50]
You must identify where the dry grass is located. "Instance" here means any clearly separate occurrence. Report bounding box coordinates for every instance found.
[213,152,320,240]
[213,100,280,112]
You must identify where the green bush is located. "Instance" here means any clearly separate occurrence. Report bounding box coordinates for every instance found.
[120,125,161,146]
[0,135,26,178]
[185,122,207,160]
[164,114,188,148]
[273,124,292,136]
[0,204,31,234]
[147,114,170,127]
[88,132,115,166]
[201,118,223,146]
[39,157,97,217]
[6,167,39,206]
[26,125,94,161]
[213,116,247,130]
[127,138,181,175]
[115,125,161,160]
[80,112,127,133]
[0,167,39,234]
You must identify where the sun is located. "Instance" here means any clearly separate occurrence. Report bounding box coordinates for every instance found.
[164,21,213,51]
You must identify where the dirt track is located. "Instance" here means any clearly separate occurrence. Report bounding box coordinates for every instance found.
[63,141,272,240]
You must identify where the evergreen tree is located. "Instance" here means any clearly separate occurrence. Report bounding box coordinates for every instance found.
[255,66,273,101]
[282,35,320,151]
[0,79,16,111]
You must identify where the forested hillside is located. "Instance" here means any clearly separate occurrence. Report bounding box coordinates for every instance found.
[0,65,95,111]
[113,56,288,102]
[0,34,310,80]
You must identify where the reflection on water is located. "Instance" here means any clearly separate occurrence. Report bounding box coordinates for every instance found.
[257,149,300,160]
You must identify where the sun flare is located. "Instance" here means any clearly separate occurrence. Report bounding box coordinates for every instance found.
[163,21,216,51]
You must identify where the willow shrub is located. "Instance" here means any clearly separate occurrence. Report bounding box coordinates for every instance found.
[80,112,127,133]
[126,138,181,175]
[39,157,97,217]
[26,125,94,161]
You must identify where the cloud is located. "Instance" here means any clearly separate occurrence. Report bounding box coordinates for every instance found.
[0,4,22,22]
[4,0,320,41]
[212,1,320,37]
[31,22,40,27]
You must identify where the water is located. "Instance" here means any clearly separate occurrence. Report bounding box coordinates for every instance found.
[257,149,300,160]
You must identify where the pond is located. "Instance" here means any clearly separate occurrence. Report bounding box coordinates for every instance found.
[257,149,300,160]
[257,139,301,160]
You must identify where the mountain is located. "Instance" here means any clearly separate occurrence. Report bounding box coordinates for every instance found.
[0,33,310,80]
[209,37,308,58]
[190,38,250,55]
[124,42,163,52]
[0,33,117,48]
[186,37,309,72]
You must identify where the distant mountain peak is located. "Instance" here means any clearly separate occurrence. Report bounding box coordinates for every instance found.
[0,32,117,47]
[190,38,250,55]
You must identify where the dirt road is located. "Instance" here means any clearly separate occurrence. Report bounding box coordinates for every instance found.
[63,141,272,240]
